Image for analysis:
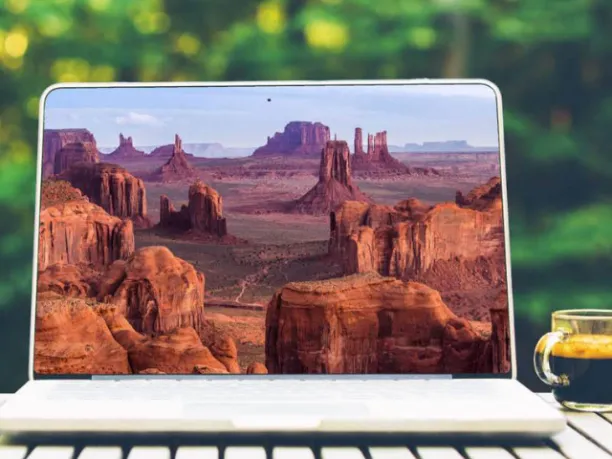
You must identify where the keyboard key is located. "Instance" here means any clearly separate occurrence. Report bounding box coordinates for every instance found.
[273,447,315,459]
[368,447,416,459]
[0,445,28,459]
[224,447,266,459]
[176,447,219,459]
[127,446,171,459]
[464,447,514,458]
[550,426,612,458]
[511,448,565,458]
[28,447,75,459]
[416,447,463,459]
[320,447,365,459]
[78,447,123,459]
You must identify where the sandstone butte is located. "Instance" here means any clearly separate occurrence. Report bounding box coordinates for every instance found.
[329,177,506,302]
[152,134,198,182]
[294,140,372,215]
[42,128,99,178]
[352,127,440,177]
[265,272,509,374]
[38,200,135,272]
[107,133,146,158]
[59,162,151,228]
[159,180,228,237]
[53,141,100,175]
[97,246,206,336]
[149,140,195,158]
[352,128,407,171]
[252,121,331,156]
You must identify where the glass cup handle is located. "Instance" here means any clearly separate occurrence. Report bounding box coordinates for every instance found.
[534,330,570,387]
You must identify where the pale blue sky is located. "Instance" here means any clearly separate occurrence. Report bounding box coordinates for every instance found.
[44,84,500,148]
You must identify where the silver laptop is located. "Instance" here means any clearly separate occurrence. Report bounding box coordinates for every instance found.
[0,79,565,436]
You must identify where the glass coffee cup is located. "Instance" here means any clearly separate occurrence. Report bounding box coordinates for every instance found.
[534,309,612,412]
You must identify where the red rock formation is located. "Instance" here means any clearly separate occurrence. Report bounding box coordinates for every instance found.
[37,264,101,298]
[209,335,241,373]
[97,246,205,335]
[38,201,134,272]
[253,121,331,157]
[99,306,228,374]
[329,178,506,319]
[152,134,198,182]
[354,127,365,157]
[246,362,268,374]
[107,134,145,158]
[34,298,130,375]
[149,142,195,158]
[42,129,99,178]
[188,181,227,236]
[41,180,86,209]
[59,162,151,228]
[159,181,228,237]
[456,176,502,211]
[352,128,439,177]
[489,301,511,373]
[139,368,167,375]
[53,141,100,175]
[265,273,503,374]
[294,140,372,215]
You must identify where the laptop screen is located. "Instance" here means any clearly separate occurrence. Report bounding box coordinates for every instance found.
[33,82,512,378]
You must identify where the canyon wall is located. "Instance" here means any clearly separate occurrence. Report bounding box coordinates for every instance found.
[43,129,99,178]
[59,162,150,228]
[265,273,506,374]
[329,177,506,319]
[53,141,100,175]
[38,200,135,272]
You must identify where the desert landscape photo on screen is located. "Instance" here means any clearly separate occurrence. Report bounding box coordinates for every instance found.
[34,84,511,376]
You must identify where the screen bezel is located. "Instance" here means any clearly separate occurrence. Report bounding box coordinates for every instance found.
[30,79,516,381]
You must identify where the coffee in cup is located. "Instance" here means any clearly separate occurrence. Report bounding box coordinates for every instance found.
[534,309,612,412]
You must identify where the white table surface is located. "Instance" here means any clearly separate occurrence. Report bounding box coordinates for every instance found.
[0,393,611,458]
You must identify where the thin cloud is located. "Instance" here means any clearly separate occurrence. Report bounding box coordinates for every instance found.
[115,111,164,127]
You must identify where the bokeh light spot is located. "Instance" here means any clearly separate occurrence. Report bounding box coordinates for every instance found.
[8,140,32,165]
[25,96,39,119]
[90,65,116,81]
[38,14,72,37]
[408,27,436,49]
[257,2,285,34]
[4,30,29,58]
[174,33,201,56]
[51,58,91,82]
[87,0,111,11]
[1,56,23,70]
[5,0,29,14]
[133,12,170,34]
[304,19,348,51]
[139,66,160,81]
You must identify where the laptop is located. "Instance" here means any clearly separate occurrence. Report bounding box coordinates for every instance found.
[0,79,565,436]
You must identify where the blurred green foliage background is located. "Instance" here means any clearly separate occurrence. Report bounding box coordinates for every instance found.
[0,0,610,392]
